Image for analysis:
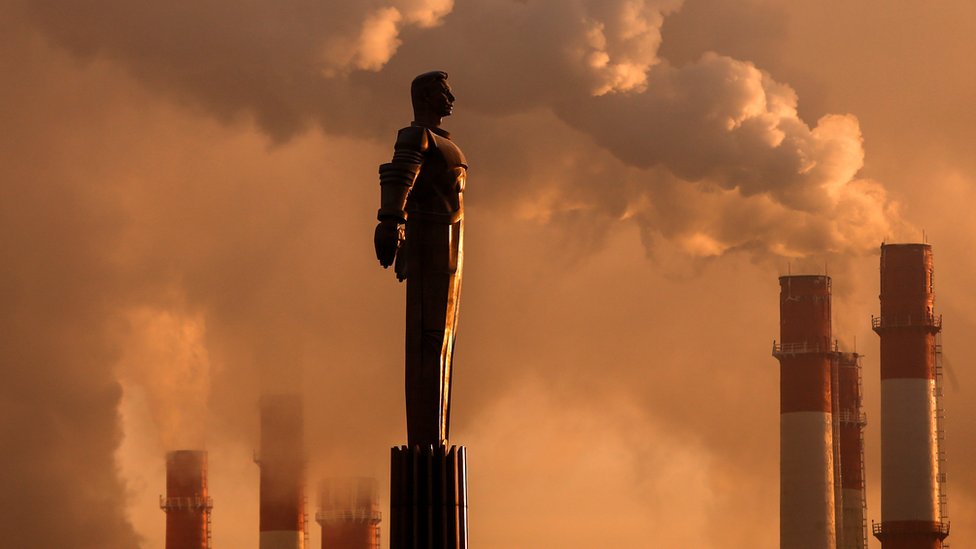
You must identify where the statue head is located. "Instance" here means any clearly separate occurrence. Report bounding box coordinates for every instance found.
[411,71,454,123]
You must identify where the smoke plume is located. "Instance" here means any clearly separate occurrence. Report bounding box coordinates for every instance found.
[14,0,904,264]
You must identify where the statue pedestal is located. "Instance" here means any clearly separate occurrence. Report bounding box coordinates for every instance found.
[390,445,468,549]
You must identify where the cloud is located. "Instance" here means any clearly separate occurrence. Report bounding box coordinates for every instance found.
[0,27,142,548]
[10,0,906,268]
[117,307,213,449]
[321,0,454,75]
[464,378,717,547]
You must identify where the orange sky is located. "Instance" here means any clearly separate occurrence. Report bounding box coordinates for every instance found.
[2,1,975,547]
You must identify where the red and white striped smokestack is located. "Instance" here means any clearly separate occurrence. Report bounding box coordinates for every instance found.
[773,275,837,549]
[317,477,382,549]
[160,450,213,549]
[872,243,949,548]
[836,352,868,549]
[257,395,306,549]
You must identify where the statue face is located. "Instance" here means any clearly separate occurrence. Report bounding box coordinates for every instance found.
[428,80,455,118]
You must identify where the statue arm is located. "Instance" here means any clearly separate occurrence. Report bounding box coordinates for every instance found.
[375,126,429,268]
[378,126,428,222]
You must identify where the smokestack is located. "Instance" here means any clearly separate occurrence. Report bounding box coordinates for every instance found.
[836,352,868,549]
[160,450,213,549]
[317,477,382,549]
[257,395,306,549]
[773,275,837,549]
[872,243,949,548]
[831,350,844,548]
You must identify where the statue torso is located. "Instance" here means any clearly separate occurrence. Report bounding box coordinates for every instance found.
[406,127,467,222]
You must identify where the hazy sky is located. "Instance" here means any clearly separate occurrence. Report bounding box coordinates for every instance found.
[2,1,974,547]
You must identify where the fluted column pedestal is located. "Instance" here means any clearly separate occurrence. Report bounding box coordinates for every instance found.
[390,445,468,549]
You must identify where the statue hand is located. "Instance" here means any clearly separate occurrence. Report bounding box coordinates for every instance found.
[374,220,403,268]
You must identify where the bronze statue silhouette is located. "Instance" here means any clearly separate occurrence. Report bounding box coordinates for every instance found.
[375,71,466,448]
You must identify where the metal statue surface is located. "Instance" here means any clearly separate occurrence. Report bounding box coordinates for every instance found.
[375,71,466,448]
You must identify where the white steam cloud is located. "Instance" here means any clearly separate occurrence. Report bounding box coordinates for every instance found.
[118,307,213,449]
[321,0,454,75]
[13,0,905,268]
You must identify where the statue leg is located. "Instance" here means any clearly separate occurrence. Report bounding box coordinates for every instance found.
[404,221,463,448]
[394,221,467,549]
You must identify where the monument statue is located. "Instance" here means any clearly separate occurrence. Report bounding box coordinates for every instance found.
[375,70,466,448]
[375,71,469,549]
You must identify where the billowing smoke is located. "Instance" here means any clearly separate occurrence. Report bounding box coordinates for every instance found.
[321,0,454,75]
[118,307,212,449]
[555,53,899,261]
[13,0,905,265]
[0,25,141,547]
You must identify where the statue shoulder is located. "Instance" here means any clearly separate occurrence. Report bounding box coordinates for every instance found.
[394,126,430,153]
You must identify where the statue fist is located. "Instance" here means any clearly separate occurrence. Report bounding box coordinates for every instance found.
[374,220,403,268]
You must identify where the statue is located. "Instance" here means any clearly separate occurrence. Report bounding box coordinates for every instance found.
[374,71,466,448]
[375,71,469,549]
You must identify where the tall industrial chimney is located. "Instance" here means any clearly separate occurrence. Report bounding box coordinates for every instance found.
[836,352,868,549]
[872,243,949,548]
[773,275,837,549]
[831,351,844,548]
[257,395,306,549]
[317,477,382,549]
[160,450,213,549]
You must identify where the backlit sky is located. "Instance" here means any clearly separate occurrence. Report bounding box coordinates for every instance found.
[2,1,975,547]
